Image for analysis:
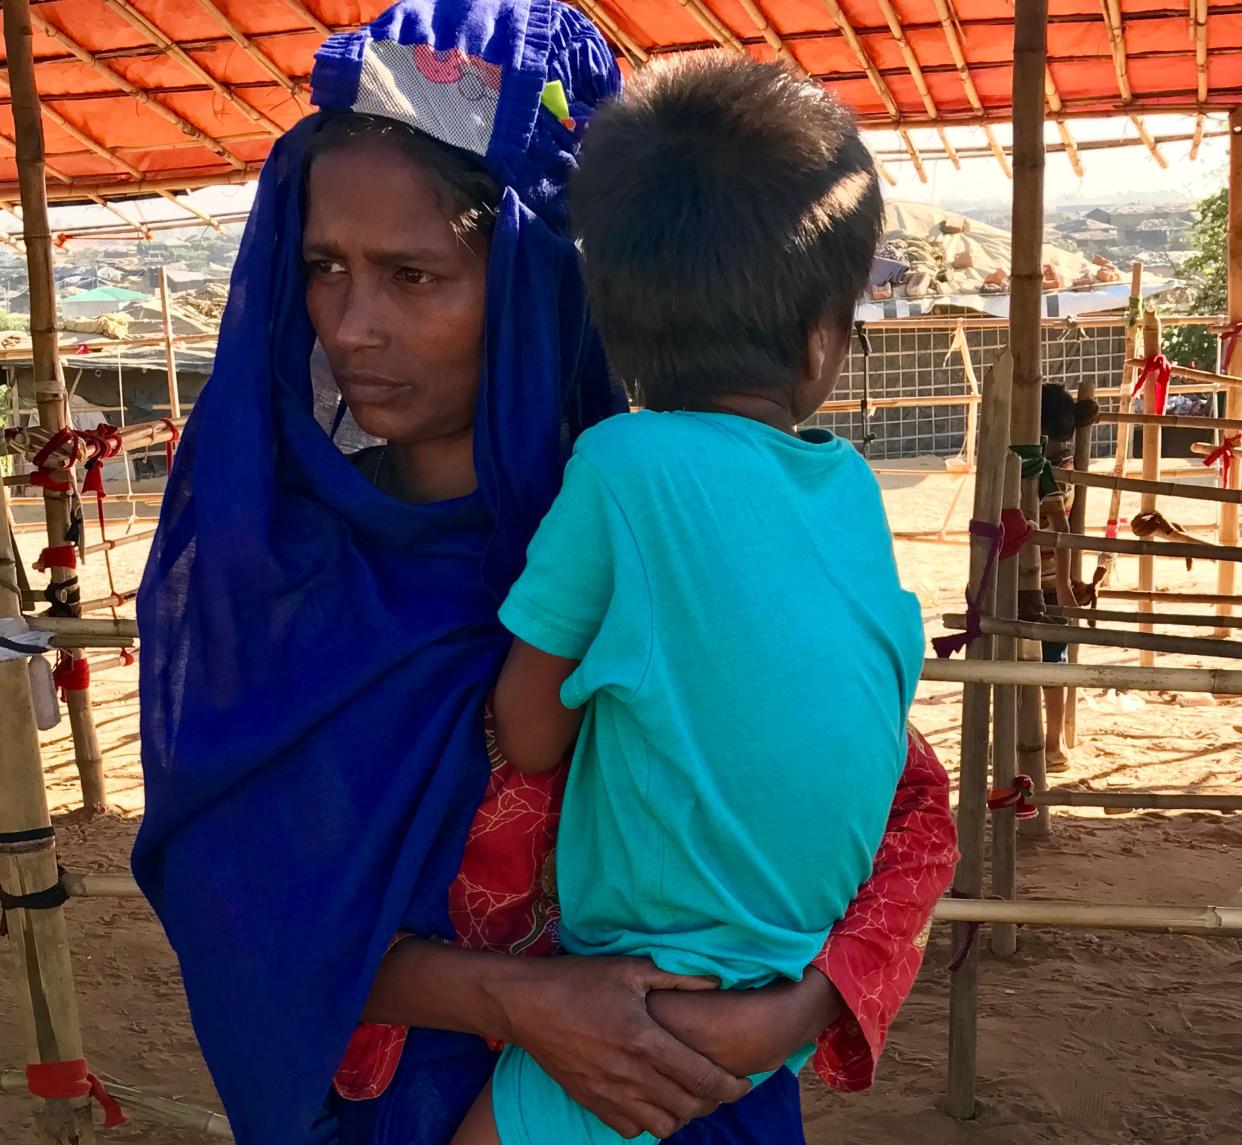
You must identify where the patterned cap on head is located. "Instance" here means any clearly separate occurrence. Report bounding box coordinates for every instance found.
[311,0,620,231]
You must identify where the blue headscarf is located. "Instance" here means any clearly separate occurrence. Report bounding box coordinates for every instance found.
[132,4,623,1143]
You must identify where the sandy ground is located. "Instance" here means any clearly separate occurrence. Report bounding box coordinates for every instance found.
[2,462,1240,1143]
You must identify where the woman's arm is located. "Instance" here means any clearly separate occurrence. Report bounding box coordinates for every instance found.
[493,639,582,774]
[364,939,751,1141]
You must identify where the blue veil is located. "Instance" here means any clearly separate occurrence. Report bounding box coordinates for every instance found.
[132,4,623,1143]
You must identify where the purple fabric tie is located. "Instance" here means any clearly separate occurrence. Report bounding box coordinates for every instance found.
[932,519,1003,659]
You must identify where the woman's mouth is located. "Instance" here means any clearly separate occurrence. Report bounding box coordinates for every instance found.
[337,374,408,405]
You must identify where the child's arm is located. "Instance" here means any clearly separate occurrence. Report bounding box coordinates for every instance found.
[493,639,583,774]
[1046,495,1076,607]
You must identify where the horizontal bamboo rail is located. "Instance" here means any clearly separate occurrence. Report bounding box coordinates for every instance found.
[1050,604,1242,629]
[1060,469,1242,506]
[1126,358,1242,389]
[1030,789,1242,811]
[942,613,1242,659]
[920,658,1242,693]
[1100,589,1242,605]
[82,530,157,558]
[58,871,1242,935]
[1030,529,1242,564]
[3,417,185,463]
[24,616,138,639]
[931,898,1242,936]
[1100,411,1242,432]
[0,1071,231,1139]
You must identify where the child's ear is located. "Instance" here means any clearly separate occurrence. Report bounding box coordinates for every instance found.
[804,323,830,384]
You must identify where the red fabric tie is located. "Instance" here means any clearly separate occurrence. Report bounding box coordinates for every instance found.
[53,652,90,700]
[987,774,1038,820]
[1220,322,1242,375]
[1131,354,1171,416]
[999,507,1034,559]
[35,545,78,573]
[26,1060,127,1128]
[1203,433,1241,488]
[160,418,181,474]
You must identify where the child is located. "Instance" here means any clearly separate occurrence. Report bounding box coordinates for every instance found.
[1038,382,1099,771]
[452,56,924,1145]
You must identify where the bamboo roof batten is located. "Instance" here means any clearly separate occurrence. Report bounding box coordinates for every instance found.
[566,0,648,65]
[676,0,745,53]
[1191,0,1208,157]
[874,0,959,168]
[156,190,221,232]
[735,0,804,72]
[1101,0,1133,101]
[930,0,1011,177]
[98,0,286,138]
[191,0,308,108]
[28,11,246,171]
[818,0,928,181]
[1044,68,1084,177]
[280,0,332,38]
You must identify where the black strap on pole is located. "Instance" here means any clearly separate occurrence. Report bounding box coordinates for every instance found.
[855,320,876,456]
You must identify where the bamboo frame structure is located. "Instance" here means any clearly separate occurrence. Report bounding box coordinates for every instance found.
[1063,374,1096,748]
[1100,410,1242,433]
[942,614,1242,659]
[1051,604,1242,629]
[1100,588,1242,605]
[1138,308,1163,666]
[1031,528,1242,563]
[923,657,1242,692]
[1125,358,1242,389]
[1026,790,1242,812]
[1060,469,1242,505]
[158,268,183,422]
[3,0,106,815]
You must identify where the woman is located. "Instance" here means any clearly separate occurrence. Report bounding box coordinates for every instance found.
[134,3,956,1145]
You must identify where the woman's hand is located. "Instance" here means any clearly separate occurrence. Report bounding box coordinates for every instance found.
[493,956,752,1140]
[646,968,842,1077]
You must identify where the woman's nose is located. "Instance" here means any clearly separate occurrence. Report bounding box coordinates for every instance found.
[334,285,387,353]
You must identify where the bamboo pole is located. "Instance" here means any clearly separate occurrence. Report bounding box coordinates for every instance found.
[0,1071,232,1139]
[874,0,959,167]
[1100,0,1133,101]
[1060,469,1242,506]
[4,0,105,814]
[22,616,138,639]
[567,0,647,65]
[1044,68,1084,177]
[944,347,1013,1118]
[157,189,222,232]
[943,614,1242,660]
[734,0,803,72]
[990,453,1021,957]
[1100,589,1242,605]
[1219,108,1242,630]
[1064,374,1096,749]
[932,898,1242,936]
[1031,529,1242,563]
[191,0,306,101]
[158,268,182,422]
[1051,605,1242,629]
[674,0,744,52]
[1100,411,1242,432]
[1027,790,1242,812]
[0,454,94,1139]
[922,658,1242,694]
[1138,308,1164,666]
[82,529,157,558]
[1095,263,1145,591]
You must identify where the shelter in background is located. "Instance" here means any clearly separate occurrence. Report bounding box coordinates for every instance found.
[59,284,148,319]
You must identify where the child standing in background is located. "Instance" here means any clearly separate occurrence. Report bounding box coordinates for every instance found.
[453,56,924,1145]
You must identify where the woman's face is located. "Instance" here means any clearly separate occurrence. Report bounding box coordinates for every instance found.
[303,137,489,445]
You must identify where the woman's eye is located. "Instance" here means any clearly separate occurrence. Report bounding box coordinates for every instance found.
[395,267,436,286]
[306,258,346,277]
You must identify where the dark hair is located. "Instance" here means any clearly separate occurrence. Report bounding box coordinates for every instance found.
[570,56,882,411]
[306,113,501,239]
[1041,381,1099,443]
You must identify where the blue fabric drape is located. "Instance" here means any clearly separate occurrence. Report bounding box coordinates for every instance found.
[133,4,622,1143]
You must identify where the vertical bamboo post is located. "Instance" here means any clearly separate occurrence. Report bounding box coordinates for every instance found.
[158,266,182,422]
[1096,262,1145,590]
[989,451,1021,958]
[1063,374,1096,748]
[1218,109,1242,630]
[0,477,96,1144]
[1009,0,1050,849]
[944,349,1012,1120]
[1137,307,1163,666]
[3,0,105,814]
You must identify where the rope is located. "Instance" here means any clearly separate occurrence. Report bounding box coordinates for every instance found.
[1220,321,1242,375]
[160,418,181,475]
[931,519,1003,658]
[25,1061,126,1128]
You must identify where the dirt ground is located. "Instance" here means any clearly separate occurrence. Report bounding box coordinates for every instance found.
[2,462,1240,1144]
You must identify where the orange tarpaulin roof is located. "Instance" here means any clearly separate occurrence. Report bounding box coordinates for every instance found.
[0,1,1239,203]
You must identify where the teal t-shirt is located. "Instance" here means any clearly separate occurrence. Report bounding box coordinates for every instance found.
[499,410,924,989]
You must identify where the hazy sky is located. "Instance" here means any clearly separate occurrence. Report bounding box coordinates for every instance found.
[869,113,1231,209]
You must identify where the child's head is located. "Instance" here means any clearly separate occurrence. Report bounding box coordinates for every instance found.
[1041,382,1099,449]
[571,55,882,420]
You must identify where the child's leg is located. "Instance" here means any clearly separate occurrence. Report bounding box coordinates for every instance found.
[451,1080,501,1145]
[1042,685,1068,771]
